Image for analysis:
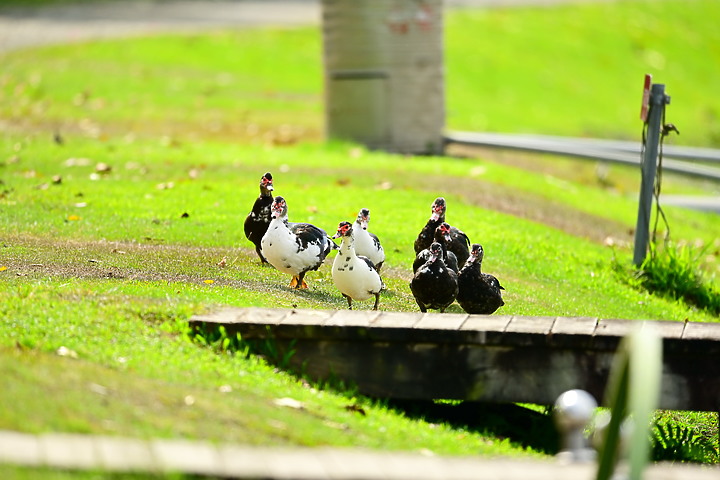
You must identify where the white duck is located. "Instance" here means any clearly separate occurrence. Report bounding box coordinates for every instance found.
[260,196,334,289]
[352,208,385,272]
[332,221,384,310]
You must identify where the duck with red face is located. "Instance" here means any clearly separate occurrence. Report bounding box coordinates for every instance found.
[332,221,384,310]
[413,222,459,274]
[414,197,470,266]
[260,196,334,289]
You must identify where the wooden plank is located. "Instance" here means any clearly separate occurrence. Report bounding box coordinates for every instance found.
[458,315,511,345]
[506,316,556,335]
[364,311,424,342]
[461,315,512,332]
[412,313,468,343]
[188,308,720,411]
[682,321,720,341]
[282,309,334,326]
[189,307,245,325]
[414,312,467,330]
[591,318,636,350]
[593,318,639,336]
[241,307,291,325]
[551,316,598,336]
[188,307,292,341]
[265,309,336,340]
[326,310,379,327]
[503,316,556,347]
[372,311,423,329]
[650,320,685,339]
[548,317,598,349]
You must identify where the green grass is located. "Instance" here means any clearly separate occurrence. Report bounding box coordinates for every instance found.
[628,242,720,315]
[445,0,720,146]
[1,0,719,474]
[0,278,543,457]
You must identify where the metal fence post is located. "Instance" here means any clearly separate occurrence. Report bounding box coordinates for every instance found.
[633,83,670,266]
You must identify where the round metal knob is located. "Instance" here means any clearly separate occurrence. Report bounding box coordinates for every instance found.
[553,389,598,463]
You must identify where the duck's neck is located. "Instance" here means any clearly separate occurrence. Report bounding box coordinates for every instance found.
[271,214,288,227]
[439,241,448,255]
[339,236,356,257]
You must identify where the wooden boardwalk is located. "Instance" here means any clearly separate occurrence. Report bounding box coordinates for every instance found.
[3,309,718,478]
[1,430,717,479]
[190,308,720,412]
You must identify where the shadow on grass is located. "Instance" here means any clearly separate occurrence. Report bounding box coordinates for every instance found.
[386,399,560,455]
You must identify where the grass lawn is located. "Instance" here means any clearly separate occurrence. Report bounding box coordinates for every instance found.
[1,0,719,475]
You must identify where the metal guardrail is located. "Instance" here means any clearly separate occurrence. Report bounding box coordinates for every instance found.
[444,131,720,182]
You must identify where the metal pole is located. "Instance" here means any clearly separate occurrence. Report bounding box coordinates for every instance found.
[633,84,669,266]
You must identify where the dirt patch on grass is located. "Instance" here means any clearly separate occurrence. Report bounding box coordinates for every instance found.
[406,164,633,246]
[1,236,263,288]
[461,179,633,244]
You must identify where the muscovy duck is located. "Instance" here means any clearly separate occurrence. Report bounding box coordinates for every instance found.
[332,221,384,310]
[260,196,334,289]
[413,197,471,267]
[352,208,385,272]
[412,222,459,273]
[243,172,274,263]
[410,242,458,313]
[457,243,505,314]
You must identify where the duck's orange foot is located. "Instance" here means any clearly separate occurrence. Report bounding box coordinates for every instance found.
[289,276,309,289]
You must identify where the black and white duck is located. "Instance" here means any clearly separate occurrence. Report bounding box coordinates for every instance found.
[243,172,274,264]
[412,222,459,273]
[352,208,385,272]
[457,243,505,314]
[260,196,335,289]
[413,197,471,267]
[410,242,458,313]
[332,221,384,310]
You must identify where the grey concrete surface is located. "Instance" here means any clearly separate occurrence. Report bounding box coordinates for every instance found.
[1,429,718,479]
[0,0,626,53]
